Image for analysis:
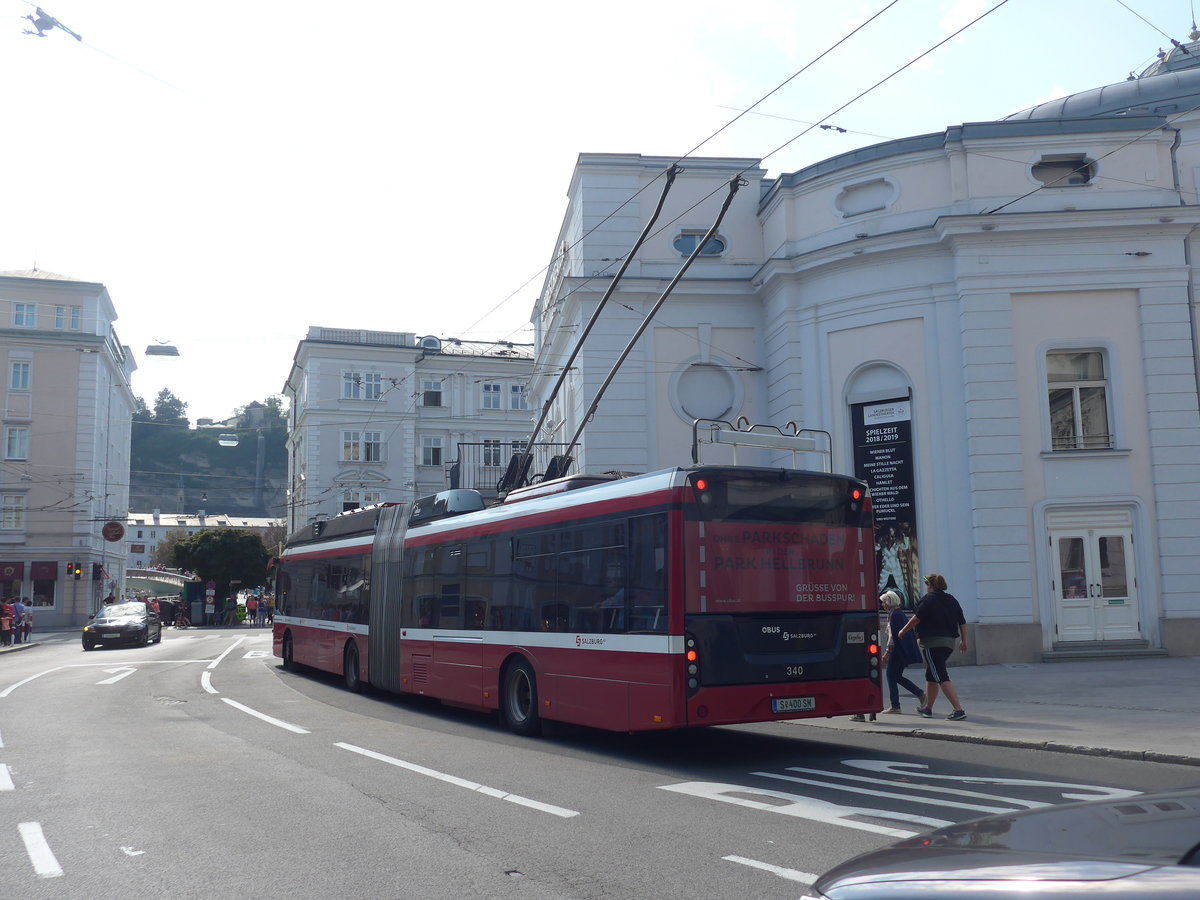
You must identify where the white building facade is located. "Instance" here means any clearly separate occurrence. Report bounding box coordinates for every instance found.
[126,511,283,569]
[0,270,136,626]
[532,53,1200,663]
[282,328,536,533]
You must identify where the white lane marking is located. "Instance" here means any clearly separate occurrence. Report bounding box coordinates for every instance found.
[0,666,67,698]
[658,782,942,836]
[120,847,145,856]
[841,760,1141,801]
[1,661,215,698]
[335,742,579,819]
[200,671,217,694]
[19,822,64,879]
[96,667,137,685]
[207,637,246,670]
[759,770,1015,815]
[784,764,1049,810]
[0,763,13,790]
[722,855,817,884]
[221,698,309,734]
[242,650,272,659]
[0,726,4,747]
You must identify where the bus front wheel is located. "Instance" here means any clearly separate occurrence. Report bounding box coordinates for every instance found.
[501,658,541,737]
[344,642,362,693]
[282,633,296,671]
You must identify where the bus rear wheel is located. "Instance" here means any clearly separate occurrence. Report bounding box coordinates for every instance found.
[344,642,362,693]
[501,658,541,736]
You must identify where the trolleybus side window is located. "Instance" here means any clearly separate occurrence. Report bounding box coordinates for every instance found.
[628,514,667,632]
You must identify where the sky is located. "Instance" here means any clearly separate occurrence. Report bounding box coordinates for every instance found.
[1,0,1195,423]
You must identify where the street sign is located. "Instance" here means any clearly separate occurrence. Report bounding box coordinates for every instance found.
[101,521,125,542]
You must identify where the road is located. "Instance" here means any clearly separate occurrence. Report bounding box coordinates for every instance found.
[2,629,1196,899]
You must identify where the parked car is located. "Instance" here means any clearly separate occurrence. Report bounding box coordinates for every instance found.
[82,602,162,650]
[803,787,1200,898]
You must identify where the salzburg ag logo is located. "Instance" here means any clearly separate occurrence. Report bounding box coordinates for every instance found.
[575,635,606,648]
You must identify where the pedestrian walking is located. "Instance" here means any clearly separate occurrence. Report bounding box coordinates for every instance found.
[878,590,925,713]
[0,601,12,646]
[10,597,26,644]
[21,605,32,643]
[897,573,969,720]
[245,594,258,627]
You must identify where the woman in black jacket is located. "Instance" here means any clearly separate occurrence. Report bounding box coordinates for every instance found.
[897,574,969,720]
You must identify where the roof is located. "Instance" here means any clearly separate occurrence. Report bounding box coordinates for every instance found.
[127,512,282,529]
[0,268,91,283]
[1007,33,1200,120]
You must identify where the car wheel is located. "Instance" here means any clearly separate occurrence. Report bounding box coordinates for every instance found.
[138,630,149,647]
[153,625,162,644]
[282,633,296,671]
[501,657,541,736]
[82,641,93,651]
[344,642,362,693]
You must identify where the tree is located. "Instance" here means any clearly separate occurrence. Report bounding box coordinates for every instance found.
[150,529,189,567]
[172,529,269,598]
[153,388,189,427]
[132,396,153,423]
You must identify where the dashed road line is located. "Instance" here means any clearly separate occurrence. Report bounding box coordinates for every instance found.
[19,822,63,879]
[0,763,13,790]
[723,855,817,884]
[335,742,579,818]
[221,698,309,733]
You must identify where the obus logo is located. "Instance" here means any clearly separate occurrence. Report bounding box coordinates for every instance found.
[575,635,606,648]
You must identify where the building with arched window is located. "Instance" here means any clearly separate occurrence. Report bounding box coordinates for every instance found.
[531,48,1200,663]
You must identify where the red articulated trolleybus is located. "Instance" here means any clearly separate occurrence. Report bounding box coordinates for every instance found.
[273,424,883,735]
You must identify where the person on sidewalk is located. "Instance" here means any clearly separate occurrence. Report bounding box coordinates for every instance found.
[898,573,969,721]
[10,597,26,644]
[879,590,925,713]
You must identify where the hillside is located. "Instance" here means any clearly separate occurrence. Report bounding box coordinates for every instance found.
[129,422,288,518]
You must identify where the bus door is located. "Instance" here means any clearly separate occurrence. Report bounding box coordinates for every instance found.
[430,544,484,705]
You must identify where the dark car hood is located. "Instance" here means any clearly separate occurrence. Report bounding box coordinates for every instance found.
[815,789,1200,896]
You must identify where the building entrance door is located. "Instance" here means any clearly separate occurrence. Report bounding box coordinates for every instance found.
[1050,513,1139,642]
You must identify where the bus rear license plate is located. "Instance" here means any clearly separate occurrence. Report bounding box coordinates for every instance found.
[772,697,815,713]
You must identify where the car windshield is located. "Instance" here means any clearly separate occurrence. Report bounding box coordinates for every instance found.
[98,603,146,619]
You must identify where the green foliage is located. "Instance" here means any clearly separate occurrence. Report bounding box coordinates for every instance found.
[172,529,269,598]
[152,388,189,426]
[150,529,189,567]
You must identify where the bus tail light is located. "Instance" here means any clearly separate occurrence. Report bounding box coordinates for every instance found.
[685,634,701,695]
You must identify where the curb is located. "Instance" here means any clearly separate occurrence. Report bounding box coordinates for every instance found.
[847,725,1200,768]
[0,641,39,655]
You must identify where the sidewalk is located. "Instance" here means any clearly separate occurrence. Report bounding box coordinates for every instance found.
[797,656,1200,767]
[3,636,1198,765]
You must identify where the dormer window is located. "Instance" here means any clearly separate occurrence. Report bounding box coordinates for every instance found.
[1032,155,1095,187]
[672,231,726,257]
[419,336,442,351]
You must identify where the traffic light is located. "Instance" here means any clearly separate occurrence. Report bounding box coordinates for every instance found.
[92,562,103,580]
[71,562,82,580]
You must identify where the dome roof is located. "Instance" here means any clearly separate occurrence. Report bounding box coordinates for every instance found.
[1007,31,1200,120]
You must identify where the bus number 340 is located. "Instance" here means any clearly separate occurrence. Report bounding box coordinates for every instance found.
[786,665,804,676]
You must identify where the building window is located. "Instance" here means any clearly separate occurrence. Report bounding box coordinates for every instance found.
[343,371,383,400]
[1032,154,1094,187]
[342,430,383,462]
[482,439,502,467]
[342,490,383,512]
[672,231,726,257]
[422,379,443,407]
[13,303,35,328]
[1,494,25,529]
[53,305,81,330]
[1048,350,1112,450]
[5,426,29,460]
[482,382,501,409]
[421,436,443,466]
[510,384,529,410]
[9,361,30,391]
